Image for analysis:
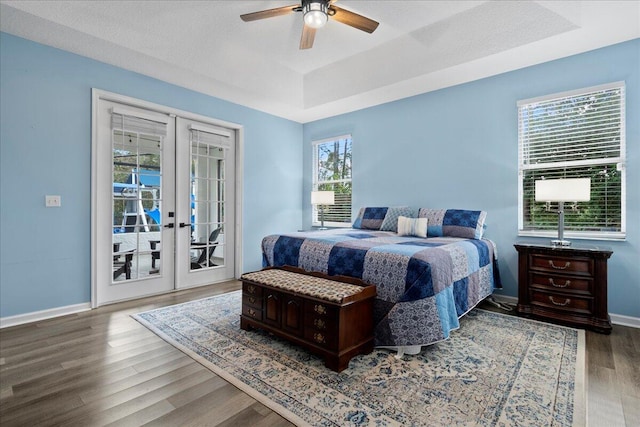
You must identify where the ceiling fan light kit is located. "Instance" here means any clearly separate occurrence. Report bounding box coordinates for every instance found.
[303,0,328,29]
[240,0,379,49]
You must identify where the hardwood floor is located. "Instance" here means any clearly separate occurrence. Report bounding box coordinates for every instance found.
[1,283,638,426]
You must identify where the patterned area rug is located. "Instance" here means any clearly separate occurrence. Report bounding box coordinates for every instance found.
[133,291,585,426]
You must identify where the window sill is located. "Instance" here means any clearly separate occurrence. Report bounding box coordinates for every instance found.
[518,230,626,242]
[312,223,351,229]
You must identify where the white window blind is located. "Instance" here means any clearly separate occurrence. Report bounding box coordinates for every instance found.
[188,123,231,146]
[189,130,230,149]
[518,82,626,239]
[312,135,352,226]
[111,108,168,137]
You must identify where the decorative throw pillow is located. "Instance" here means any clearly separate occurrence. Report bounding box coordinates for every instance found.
[352,207,389,230]
[380,206,414,232]
[418,208,487,239]
[397,216,428,238]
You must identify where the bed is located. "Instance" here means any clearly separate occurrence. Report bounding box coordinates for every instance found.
[260,207,502,356]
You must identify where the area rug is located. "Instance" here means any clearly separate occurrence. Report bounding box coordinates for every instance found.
[133,291,585,426]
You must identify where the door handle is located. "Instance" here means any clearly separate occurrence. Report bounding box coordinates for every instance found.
[179,222,192,228]
[164,223,175,228]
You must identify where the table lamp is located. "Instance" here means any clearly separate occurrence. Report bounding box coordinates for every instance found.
[535,178,591,247]
[311,190,335,230]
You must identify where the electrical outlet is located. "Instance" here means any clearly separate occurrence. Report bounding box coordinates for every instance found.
[45,195,61,207]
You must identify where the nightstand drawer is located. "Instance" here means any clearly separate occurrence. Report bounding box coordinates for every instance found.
[530,273,592,294]
[530,289,592,315]
[529,254,593,276]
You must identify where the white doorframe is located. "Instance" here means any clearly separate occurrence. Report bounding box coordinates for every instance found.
[91,89,244,308]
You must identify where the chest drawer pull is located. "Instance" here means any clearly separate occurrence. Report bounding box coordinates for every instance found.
[548,260,570,270]
[248,297,257,305]
[313,333,326,344]
[314,304,327,315]
[248,308,257,317]
[549,296,571,306]
[313,318,326,330]
[247,285,256,294]
[549,278,571,288]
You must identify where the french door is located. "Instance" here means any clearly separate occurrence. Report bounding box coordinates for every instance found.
[175,117,235,288]
[93,92,237,306]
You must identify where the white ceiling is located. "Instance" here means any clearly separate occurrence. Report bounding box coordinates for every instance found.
[1,1,638,123]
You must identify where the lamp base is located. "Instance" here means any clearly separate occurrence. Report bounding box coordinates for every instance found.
[550,239,572,247]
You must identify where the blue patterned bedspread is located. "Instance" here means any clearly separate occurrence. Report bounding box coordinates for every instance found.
[261,229,501,348]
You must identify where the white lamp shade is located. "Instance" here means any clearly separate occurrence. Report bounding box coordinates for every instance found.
[311,190,334,205]
[535,178,591,202]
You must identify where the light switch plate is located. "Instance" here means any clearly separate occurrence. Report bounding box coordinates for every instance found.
[45,195,61,207]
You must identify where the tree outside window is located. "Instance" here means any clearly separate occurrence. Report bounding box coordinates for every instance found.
[313,135,352,226]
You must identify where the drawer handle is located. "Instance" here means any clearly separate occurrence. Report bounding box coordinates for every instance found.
[548,260,570,270]
[248,308,256,317]
[314,304,327,315]
[248,297,257,305]
[247,285,256,294]
[313,318,326,330]
[549,278,571,288]
[549,296,571,306]
[313,333,326,344]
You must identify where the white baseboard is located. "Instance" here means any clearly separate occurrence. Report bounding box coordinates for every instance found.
[491,294,639,329]
[0,303,91,329]
[609,313,640,328]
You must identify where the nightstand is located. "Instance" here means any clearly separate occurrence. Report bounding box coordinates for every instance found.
[514,243,613,334]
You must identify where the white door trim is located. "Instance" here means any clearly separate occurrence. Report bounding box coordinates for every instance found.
[91,89,244,308]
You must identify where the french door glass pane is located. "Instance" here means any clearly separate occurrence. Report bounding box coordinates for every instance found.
[189,133,225,271]
[112,129,163,282]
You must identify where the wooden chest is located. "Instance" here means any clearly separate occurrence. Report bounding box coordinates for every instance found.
[240,266,376,372]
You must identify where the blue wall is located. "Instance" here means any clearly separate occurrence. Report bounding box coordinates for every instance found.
[303,39,640,318]
[1,32,638,320]
[0,33,303,318]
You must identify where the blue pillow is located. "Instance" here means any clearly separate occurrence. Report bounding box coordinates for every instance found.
[352,207,389,230]
[418,208,487,239]
[380,206,414,232]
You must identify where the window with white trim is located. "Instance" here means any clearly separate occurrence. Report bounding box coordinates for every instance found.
[518,82,626,240]
[312,135,352,227]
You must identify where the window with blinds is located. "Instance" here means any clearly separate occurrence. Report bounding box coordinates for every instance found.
[312,135,352,226]
[518,82,626,239]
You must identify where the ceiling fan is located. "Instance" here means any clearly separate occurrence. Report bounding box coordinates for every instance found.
[240,0,379,49]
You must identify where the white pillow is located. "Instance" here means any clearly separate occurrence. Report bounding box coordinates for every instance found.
[397,216,428,238]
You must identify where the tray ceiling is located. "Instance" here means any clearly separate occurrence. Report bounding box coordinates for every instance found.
[1,1,638,122]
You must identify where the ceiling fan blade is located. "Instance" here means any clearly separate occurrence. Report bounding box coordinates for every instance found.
[300,25,316,49]
[240,4,299,22]
[329,5,379,33]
